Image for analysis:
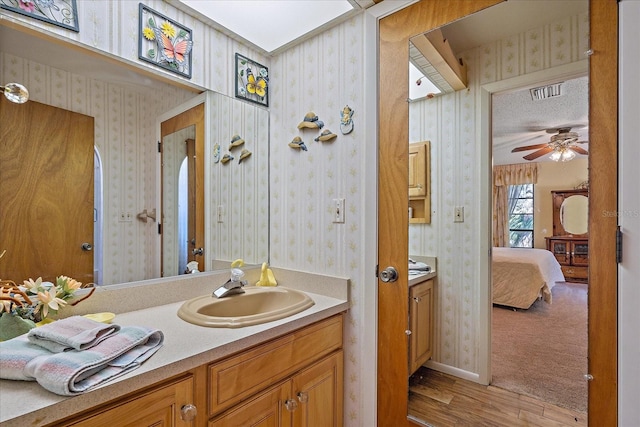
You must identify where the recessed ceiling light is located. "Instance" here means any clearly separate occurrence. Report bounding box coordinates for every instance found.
[178,0,354,54]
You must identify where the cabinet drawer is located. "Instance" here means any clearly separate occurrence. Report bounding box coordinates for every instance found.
[561,265,588,281]
[208,315,343,417]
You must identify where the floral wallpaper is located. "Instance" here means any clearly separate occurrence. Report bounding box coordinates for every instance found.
[409,12,589,373]
[269,15,366,425]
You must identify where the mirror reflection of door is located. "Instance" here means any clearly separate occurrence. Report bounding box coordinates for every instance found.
[0,97,94,284]
[160,103,204,276]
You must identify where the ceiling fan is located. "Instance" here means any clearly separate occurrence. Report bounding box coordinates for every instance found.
[511,127,589,161]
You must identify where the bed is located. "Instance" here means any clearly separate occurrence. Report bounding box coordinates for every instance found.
[492,247,565,309]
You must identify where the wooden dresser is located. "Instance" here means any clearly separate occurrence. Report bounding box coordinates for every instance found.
[545,189,589,283]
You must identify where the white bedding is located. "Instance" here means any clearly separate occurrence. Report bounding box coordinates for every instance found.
[492,247,565,309]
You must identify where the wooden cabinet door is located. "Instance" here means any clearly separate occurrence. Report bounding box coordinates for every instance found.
[409,280,433,374]
[209,382,292,427]
[409,142,427,198]
[291,351,343,427]
[572,241,589,267]
[548,240,570,265]
[62,376,195,427]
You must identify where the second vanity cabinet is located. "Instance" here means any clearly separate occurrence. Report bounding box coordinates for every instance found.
[53,315,344,427]
[409,278,434,375]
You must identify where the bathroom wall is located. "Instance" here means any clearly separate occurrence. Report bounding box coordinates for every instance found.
[0,0,267,95]
[269,15,368,426]
[408,11,588,372]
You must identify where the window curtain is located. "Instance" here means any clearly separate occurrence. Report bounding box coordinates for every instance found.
[492,163,538,247]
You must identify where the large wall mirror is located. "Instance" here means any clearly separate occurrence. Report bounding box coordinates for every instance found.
[403,1,588,425]
[0,23,269,286]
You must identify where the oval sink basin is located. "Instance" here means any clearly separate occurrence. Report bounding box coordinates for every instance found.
[177,287,315,328]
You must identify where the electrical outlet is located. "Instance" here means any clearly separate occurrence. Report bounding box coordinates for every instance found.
[454,206,464,223]
[333,198,345,223]
[119,212,133,222]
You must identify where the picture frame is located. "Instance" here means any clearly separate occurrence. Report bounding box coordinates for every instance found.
[235,53,269,107]
[138,3,193,79]
[0,0,79,32]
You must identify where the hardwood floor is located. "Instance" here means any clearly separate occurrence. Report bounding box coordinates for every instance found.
[408,368,587,427]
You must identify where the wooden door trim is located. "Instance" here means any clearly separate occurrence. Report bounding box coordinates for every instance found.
[377,2,502,425]
[587,1,618,424]
[377,1,618,425]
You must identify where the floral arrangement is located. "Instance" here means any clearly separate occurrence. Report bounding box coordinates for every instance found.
[0,251,95,325]
[1,276,94,322]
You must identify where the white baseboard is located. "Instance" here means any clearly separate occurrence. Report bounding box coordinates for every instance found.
[423,360,484,385]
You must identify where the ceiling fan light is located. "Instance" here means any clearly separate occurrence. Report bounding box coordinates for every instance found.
[549,150,562,161]
[561,149,576,162]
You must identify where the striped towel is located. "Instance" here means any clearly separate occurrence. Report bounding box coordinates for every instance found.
[27,316,120,353]
[1,326,163,395]
[0,335,52,381]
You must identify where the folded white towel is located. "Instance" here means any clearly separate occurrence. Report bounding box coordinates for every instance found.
[28,315,120,353]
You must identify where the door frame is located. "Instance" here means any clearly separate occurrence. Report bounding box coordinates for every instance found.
[479,60,589,383]
[375,1,618,426]
[157,93,206,276]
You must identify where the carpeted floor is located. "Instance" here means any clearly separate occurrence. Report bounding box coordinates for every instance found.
[491,281,588,414]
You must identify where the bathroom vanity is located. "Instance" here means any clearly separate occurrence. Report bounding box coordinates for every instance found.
[408,260,436,376]
[0,269,349,427]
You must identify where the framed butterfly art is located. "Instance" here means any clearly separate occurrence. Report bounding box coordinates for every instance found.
[138,3,193,79]
[235,53,269,107]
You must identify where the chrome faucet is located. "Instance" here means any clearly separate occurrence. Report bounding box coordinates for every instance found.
[213,268,247,298]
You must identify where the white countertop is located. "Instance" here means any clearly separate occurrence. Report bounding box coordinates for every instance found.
[0,269,349,426]
[408,270,437,286]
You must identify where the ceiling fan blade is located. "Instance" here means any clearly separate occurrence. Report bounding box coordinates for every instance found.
[523,147,554,161]
[511,143,549,153]
[570,146,589,155]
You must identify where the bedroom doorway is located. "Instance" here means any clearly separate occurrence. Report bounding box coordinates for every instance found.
[489,71,589,418]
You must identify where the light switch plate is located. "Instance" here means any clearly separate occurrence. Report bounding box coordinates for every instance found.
[454,206,464,223]
[333,198,345,223]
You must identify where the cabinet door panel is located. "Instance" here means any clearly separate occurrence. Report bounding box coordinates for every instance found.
[292,351,343,427]
[61,376,194,427]
[409,142,427,197]
[209,382,291,427]
[409,280,433,374]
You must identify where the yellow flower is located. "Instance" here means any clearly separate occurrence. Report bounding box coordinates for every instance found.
[160,21,176,38]
[58,275,82,292]
[143,27,155,40]
[36,286,67,319]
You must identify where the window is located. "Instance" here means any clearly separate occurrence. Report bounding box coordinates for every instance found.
[508,184,534,248]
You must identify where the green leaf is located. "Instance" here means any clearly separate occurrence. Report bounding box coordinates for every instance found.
[179,30,187,38]
[148,18,155,28]
[148,49,155,58]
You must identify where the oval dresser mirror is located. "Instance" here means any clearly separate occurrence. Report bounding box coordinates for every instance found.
[560,194,588,235]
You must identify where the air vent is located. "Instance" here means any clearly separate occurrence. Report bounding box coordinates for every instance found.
[530,82,563,101]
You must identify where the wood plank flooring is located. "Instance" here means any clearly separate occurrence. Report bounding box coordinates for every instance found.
[408,368,587,427]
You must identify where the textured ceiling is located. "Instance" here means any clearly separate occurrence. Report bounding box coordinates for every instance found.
[433,0,589,165]
[492,77,589,165]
